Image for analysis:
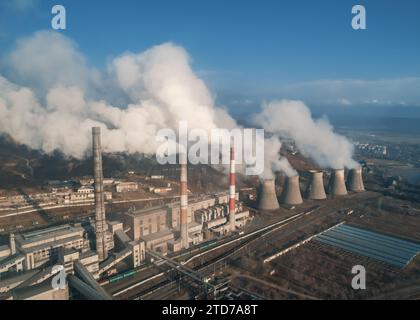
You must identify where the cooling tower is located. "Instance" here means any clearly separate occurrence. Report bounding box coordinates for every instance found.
[328,169,348,196]
[306,171,327,200]
[281,175,303,205]
[347,167,365,192]
[257,179,280,210]
[92,127,108,261]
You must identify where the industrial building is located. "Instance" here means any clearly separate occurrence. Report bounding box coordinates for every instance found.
[0,127,251,300]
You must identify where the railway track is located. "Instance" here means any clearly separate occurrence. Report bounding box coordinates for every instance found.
[118,209,320,299]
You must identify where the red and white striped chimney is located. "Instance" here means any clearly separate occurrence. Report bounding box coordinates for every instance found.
[229,142,236,230]
[180,152,189,249]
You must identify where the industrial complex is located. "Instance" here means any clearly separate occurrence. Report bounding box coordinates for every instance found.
[0,127,252,299]
[1,128,420,301]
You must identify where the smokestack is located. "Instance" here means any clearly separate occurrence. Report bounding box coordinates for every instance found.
[328,169,348,196]
[347,167,365,192]
[92,127,107,261]
[257,179,280,211]
[9,233,16,255]
[229,143,236,231]
[180,152,189,249]
[281,175,303,205]
[306,171,327,200]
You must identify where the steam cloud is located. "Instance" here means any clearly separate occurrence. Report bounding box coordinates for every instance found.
[0,31,354,178]
[254,100,358,170]
[0,31,237,159]
[262,136,297,179]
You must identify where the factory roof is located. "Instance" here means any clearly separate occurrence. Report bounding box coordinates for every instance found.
[12,278,58,300]
[0,245,10,253]
[19,235,84,254]
[0,254,25,269]
[141,229,174,243]
[115,230,131,244]
[16,224,84,248]
[315,224,420,268]
[127,205,167,217]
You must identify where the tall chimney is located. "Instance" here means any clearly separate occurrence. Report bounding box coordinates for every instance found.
[281,175,303,205]
[328,169,348,196]
[229,143,236,231]
[9,233,16,255]
[306,171,327,200]
[92,127,107,261]
[347,167,365,192]
[180,152,189,249]
[257,179,280,210]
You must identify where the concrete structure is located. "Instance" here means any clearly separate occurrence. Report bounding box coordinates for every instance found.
[9,233,16,255]
[229,143,236,231]
[257,179,280,210]
[347,167,365,193]
[11,279,69,300]
[180,152,189,249]
[328,169,348,196]
[142,229,175,253]
[116,182,138,193]
[306,171,327,200]
[16,224,90,271]
[128,241,145,268]
[92,127,109,261]
[281,175,303,205]
[124,206,169,241]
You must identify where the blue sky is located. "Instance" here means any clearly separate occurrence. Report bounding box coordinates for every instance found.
[1,0,420,116]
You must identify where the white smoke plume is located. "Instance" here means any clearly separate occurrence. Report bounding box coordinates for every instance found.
[254,100,358,170]
[262,136,297,179]
[0,30,294,178]
[0,31,235,157]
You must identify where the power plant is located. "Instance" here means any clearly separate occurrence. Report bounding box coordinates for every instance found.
[0,127,252,300]
[347,167,365,193]
[0,116,371,300]
[328,169,348,197]
[257,179,280,210]
[281,175,303,205]
[306,171,327,200]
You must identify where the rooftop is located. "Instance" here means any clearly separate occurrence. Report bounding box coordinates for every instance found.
[314,224,420,268]
[16,224,84,247]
